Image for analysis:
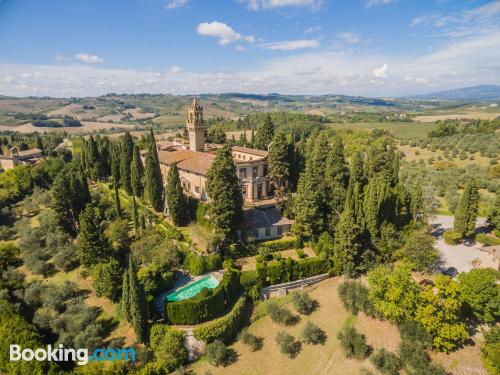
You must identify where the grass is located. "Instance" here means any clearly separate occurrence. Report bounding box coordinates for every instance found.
[179,223,212,253]
[327,122,437,140]
[398,144,493,167]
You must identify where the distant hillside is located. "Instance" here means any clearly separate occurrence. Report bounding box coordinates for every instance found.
[408,85,500,101]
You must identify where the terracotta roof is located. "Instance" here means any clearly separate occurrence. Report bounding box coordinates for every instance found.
[157,150,215,175]
[156,140,175,150]
[232,146,268,158]
[241,207,293,229]
[10,148,43,158]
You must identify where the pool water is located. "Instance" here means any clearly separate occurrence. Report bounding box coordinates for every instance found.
[166,275,220,302]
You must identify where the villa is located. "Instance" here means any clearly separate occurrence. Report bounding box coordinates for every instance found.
[0,147,43,170]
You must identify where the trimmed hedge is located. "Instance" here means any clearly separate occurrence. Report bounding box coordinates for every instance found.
[165,271,242,325]
[257,237,297,256]
[476,234,500,246]
[183,252,222,276]
[254,257,329,286]
[193,295,250,343]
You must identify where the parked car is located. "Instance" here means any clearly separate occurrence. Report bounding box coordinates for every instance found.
[463,238,476,247]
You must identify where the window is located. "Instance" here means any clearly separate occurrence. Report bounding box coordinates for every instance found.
[242,186,247,197]
[265,227,271,237]
[253,229,259,239]
[239,168,246,179]
[252,166,258,178]
[277,225,283,235]
[195,187,200,194]
[257,184,262,198]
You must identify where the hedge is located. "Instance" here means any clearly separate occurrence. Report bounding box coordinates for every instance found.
[165,271,242,325]
[183,252,222,276]
[476,234,500,246]
[257,237,297,256]
[193,295,250,343]
[443,230,461,245]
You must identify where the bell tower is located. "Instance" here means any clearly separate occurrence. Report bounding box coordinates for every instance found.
[186,97,205,152]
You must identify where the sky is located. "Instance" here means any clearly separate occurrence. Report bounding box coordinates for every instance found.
[0,0,500,97]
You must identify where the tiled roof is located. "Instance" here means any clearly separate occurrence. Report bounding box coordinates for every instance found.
[232,146,268,158]
[241,207,293,229]
[157,150,215,175]
[10,148,43,158]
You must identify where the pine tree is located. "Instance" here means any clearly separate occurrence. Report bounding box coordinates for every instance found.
[454,179,479,238]
[131,144,144,197]
[78,205,113,269]
[126,259,148,343]
[254,114,274,150]
[333,206,363,276]
[325,135,350,228]
[144,129,164,212]
[114,183,122,218]
[166,163,188,226]
[120,132,134,195]
[206,145,243,243]
[268,130,290,201]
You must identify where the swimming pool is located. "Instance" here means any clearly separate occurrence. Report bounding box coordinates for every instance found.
[165,275,220,302]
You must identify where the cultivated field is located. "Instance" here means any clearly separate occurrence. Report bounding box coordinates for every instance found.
[414,112,500,123]
[327,122,437,140]
[0,121,139,134]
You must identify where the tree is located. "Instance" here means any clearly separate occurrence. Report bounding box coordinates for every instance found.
[337,326,370,359]
[107,219,131,249]
[415,275,468,352]
[114,183,122,218]
[144,130,164,212]
[132,196,139,235]
[454,179,479,238]
[78,205,113,269]
[268,130,290,201]
[92,259,123,302]
[367,264,419,323]
[301,321,327,345]
[150,325,187,372]
[254,114,274,150]
[291,291,318,315]
[333,207,363,276]
[481,327,500,375]
[120,132,134,195]
[458,268,499,324]
[206,340,235,366]
[121,258,148,343]
[395,231,441,272]
[131,144,144,197]
[166,163,188,226]
[349,151,366,187]
[206,145,243,243]
[325,135,349,227]
[276,331,301,358]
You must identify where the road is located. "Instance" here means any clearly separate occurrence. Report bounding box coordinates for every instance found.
[430,215,498,273]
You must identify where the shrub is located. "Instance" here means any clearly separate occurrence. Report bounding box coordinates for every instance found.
[276,331,301,358]
[443,229,462,244]
[267,301,298,326]
[337,280,376,317]
[337,327,370,359]
[476,234,500,246]
[370,348,401,375]
[398,321,432,348]
[149,325,187,373]
[291,291,318,315]
[240,270,260,288]
[481,327,500,375]
[183,252,222,276]
[205,340,236,367]
[238,327,263,351]
[300,321,326,345]
[193,296,250,344]
[257,237,296,255]
[137,265,174,296]
[296,249,307,258]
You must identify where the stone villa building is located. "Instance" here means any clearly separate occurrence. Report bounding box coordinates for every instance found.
[151,98,272,203]
[0,147,43,170]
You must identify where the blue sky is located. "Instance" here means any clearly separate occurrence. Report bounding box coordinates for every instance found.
[0,0,499,97]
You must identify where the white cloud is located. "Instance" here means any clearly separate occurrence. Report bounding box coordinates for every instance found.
[235,45,248,51]
[304,26,322,34]
[244,0,323,11]
[373,63,389,78]
[169,65,183,74]
[245,35,256,43]
[336,32,359,44]
[55,53,66,62]
[364,0,395,7]
[74,53,104,64]
[165,0,188,9]
[261,39,319,50]
[196,21,242,45]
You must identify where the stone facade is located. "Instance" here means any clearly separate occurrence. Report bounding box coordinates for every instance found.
[0,147,43,170]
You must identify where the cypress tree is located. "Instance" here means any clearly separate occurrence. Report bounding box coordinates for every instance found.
[333,206,363,276]
[240,130,248,147]
[98,137,111,180]
[35,134,44,154]
[78,205,113,269]
[345,182,365,232]
[111,143,121,186]
[144,129,164,212]
[131,144,144,197]
[120,265,131,321]
[268,130,290,200]
[166,163,188,226]
[250,129,255,148]
[454,179,479,238]
[120,132,134,195]
[254,114,274,150]
[349,151,366,187]
[114,183,122,218]
[127,259,148,343]
[206,145,243,242]
[132,196,139,235]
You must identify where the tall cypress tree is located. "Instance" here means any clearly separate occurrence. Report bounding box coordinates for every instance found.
[132,195,139,235]
[254,114,274,150]
[98,137,111,180]
[78,205,113,269]
[126,259,148,344]
[349,151,366,187]
[166,163,188,226]
[333,206,363,276]
[111,142,121,186]
[131,144,144,197]
[114,183,122,218]
[268,130,290,201]
[120,266,131,321]
[454,179,479,238]
[120,132,134,195]
[144,129,164,212]
[206,145,243,243]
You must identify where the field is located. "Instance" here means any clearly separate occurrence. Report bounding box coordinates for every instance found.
[398,144,493,167]
[414,112,500,123]
[0,120,140,134]
[191,277,486,375]
[327,122,437,140]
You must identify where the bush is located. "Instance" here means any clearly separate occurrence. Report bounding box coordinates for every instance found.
[398,320,431,348]
[476,233,500,246]
[240,270,260,288]
[276,331,301,358]
[239,328,263,351]
[193,296,249,344]
[337,327,370,359]
[296,249,307,258]
[399,339,446,375]
[205,340,236,367]
[443,229,462,244]
[291,291,318,315]
[91,259,123,302]
[370,348,401,375]
[137,265,174,296]
[267,301,298,326]
[481,327,500,375]
[300,321,326,345]
[149,325,187,373]
[338,280,376,317]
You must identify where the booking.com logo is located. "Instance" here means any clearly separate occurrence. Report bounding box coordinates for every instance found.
[10,344,136,366]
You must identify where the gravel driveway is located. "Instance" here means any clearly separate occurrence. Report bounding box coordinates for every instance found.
[429,215,498,273]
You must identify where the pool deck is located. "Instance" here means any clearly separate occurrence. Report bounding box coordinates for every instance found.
[154,270,223,316]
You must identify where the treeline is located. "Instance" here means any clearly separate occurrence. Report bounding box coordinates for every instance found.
[428,118,500,138]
